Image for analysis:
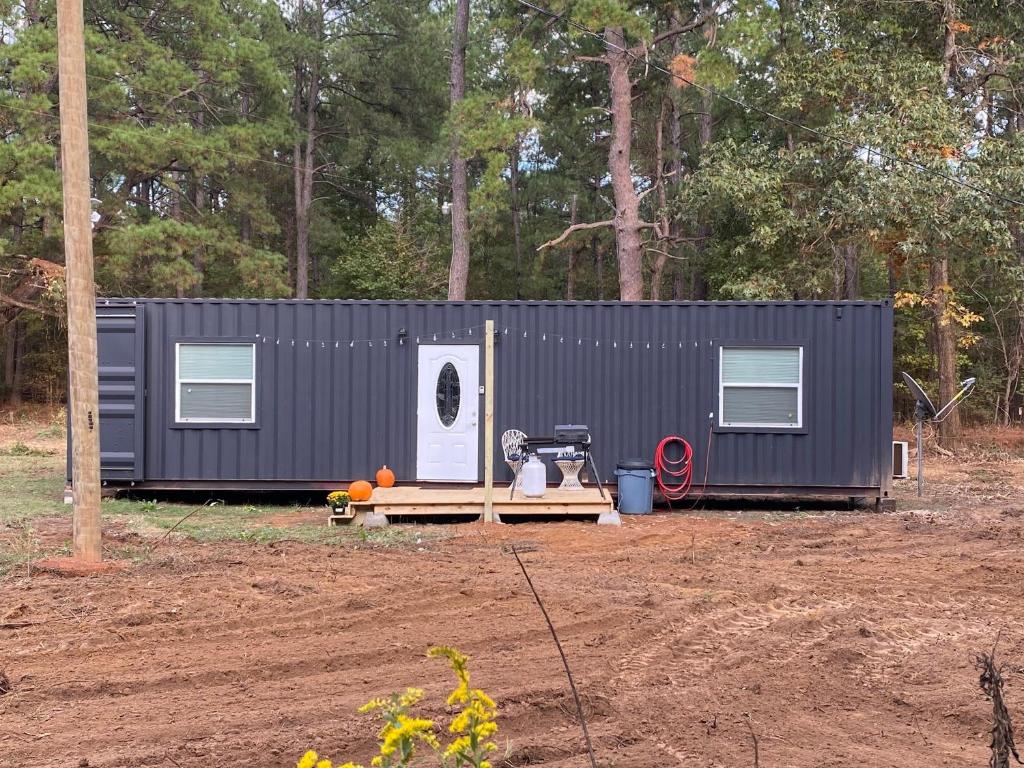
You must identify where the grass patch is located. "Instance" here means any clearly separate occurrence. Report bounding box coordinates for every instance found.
[34,423,65,440]
[0,441,55,457]
[0,551,33,578]
[0,454,445,575]
[122,501,432,547]
[0,454,71,524]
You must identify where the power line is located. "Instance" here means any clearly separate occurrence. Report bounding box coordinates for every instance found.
[514,0,1024,208]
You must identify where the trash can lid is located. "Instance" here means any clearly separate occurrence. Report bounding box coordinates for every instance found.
[617,458,654,470]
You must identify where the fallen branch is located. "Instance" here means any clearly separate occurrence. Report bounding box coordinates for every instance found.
[975,632,1022,768]
[0,621,39,630]
[510,546,598,768]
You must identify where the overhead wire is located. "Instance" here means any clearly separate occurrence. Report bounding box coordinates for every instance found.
[513,0,1024,208]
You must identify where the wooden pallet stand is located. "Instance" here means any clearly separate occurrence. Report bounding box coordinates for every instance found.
[327,506,356,526]
[340,485,615,524]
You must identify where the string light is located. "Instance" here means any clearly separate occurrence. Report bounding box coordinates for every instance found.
[237,322,699,352]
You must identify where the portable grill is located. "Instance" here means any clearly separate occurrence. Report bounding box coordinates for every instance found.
[516,424,604,500]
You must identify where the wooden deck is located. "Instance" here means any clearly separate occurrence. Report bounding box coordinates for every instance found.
[335,484,614,523]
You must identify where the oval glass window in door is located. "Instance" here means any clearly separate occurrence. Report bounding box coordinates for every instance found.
[436,362,461,427]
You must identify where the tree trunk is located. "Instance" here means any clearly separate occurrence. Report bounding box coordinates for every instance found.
[831,242,857,300]
[689,5,716,300]
[649,99,670,301]
[932,0,962,447]
[510,142,523,299]
[170,171,186,298]
[447,0,471,300]
[668,53,685,302]
[931,257,962,448]
[593,234,604,300]
[843,243,858,299]
[293,75,317,300]
[239,92,252,246]
[605,26,645,301]
[9,322,23,407]
[192,107,206,295]
[941,0,957,87]
[566,194,581,300]
[3,320,22,407]
[292,0,318,300]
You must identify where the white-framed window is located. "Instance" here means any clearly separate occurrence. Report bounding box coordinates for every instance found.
[719,346,803,428]
[175,343,256,424]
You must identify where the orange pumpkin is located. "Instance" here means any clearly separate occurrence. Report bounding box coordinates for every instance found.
[375,465,396,488]
[348,480,373,502]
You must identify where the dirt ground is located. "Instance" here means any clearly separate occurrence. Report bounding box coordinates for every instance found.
[3,425,1024,767]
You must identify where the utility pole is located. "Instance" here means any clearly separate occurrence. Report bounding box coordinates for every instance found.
[57,0,102,561]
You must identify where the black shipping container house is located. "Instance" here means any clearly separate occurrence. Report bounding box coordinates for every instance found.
[80,298,894,503]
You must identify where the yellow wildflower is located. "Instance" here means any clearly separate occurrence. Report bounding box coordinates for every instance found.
[298,751,319,768]
[475,721,498,739]
[399,688,425,707]
[380,714,437,754]
[443,735,472,759]
[471,689,495,710]
[316,761,333,768]
[359,697,389,714]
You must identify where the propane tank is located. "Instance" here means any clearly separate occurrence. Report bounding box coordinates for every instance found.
[521,454,547,498]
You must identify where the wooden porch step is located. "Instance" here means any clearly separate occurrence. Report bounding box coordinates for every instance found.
[345,485,614,518]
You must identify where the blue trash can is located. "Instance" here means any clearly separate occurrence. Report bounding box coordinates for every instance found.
[614,459,656,514]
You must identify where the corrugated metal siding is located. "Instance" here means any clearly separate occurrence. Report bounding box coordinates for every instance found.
[97,299,892,493]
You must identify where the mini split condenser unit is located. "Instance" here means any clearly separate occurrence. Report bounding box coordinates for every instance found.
[892,441,909,479]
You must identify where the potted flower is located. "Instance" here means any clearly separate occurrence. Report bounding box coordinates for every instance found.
[327,490,350,513]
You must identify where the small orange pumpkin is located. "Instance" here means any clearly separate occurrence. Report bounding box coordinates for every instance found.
[348,480,373,502]
[375,465,396,488]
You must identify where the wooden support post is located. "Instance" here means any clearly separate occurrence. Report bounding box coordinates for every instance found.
[57,0,102,561]
[483,319,495,522]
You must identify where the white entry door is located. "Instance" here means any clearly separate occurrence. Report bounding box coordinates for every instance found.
[416,344,480,481]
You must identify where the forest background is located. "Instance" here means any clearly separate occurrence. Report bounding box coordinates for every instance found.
[1,0,1022,446]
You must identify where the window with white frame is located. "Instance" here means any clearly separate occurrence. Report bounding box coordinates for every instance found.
[719,346,802,428]
[175,343,255,424]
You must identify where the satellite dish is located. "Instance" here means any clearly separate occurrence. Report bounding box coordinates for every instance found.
[901,371,977,497]
[902,372,936,419]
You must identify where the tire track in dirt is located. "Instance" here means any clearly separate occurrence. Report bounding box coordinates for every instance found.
[6,488,1024,768]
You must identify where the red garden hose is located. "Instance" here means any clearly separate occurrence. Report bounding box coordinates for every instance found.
[655,435,693,502]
